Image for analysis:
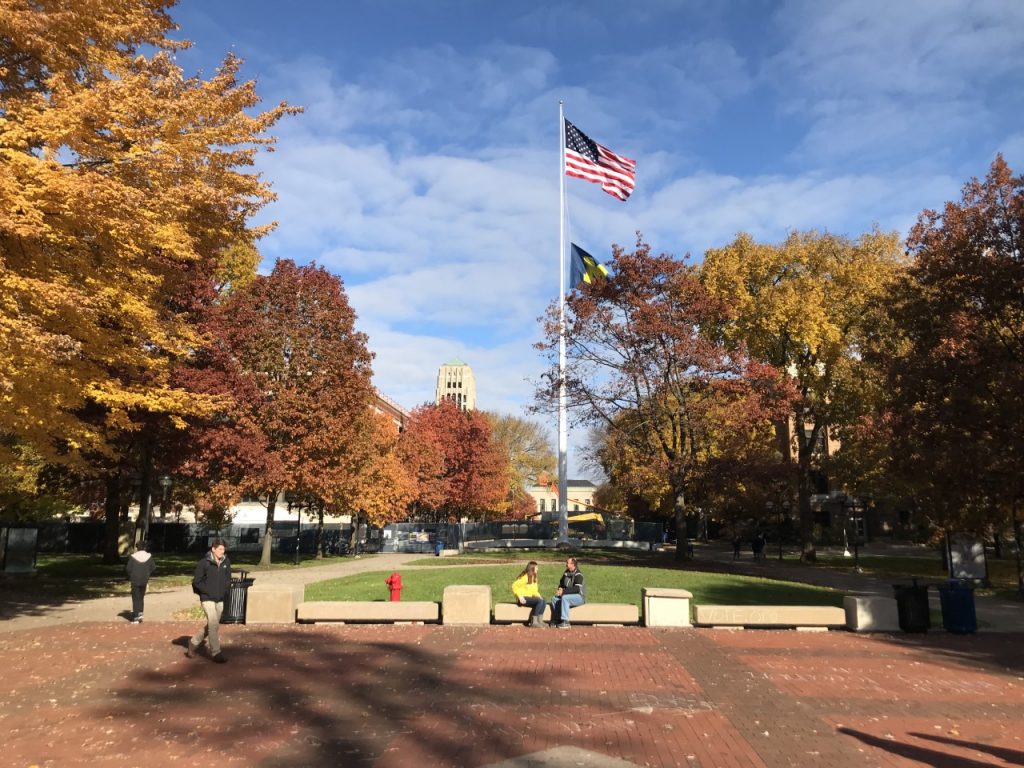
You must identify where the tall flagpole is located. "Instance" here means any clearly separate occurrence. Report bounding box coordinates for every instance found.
[557,102,569,544]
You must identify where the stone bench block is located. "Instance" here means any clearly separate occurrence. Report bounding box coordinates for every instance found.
[562,603,639,625]
[642,587,694,627]
[693,604,846,628]
[442,585,492,625]
[296,600,440,623]
[844,595,900,632]
[245,584,304,624]
[493,603,553,623]
[493,602,639,626]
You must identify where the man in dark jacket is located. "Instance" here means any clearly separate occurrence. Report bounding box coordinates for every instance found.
[125,540,155,624]
[550,556,586,629]
[186,538,232,663]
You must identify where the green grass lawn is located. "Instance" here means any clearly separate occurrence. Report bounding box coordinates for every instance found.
[305,562,844,608]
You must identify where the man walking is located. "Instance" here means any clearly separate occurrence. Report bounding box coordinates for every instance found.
[186,538,232,663]
[125,540,155,623]
[550,557,586,629]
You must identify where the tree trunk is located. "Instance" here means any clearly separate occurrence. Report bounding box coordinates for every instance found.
[258,490,278,567]
[102,474,122,564]
[134,437,154,545]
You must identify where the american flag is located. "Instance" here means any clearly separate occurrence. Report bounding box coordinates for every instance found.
[563,119,636,201]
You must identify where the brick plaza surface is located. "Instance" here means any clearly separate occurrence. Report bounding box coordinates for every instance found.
[0,623,1021,767]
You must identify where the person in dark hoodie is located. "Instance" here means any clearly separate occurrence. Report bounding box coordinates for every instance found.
[125,540,155,624]
[186,538,232,663]
[549,556,586,629]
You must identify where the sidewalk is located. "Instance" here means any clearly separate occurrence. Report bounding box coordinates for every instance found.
[2,549,1023,766]
[1,621,1021,767]
[0,552,419,633]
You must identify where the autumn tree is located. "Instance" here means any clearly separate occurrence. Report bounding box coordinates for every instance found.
[484,413,555,518]
[0,2,295,544]
[701,230,905,560]
[358,411,417,527]
[878,156,1024,552]
[180,260,375,566]
[399,400,508,520]
[537,240,794,560]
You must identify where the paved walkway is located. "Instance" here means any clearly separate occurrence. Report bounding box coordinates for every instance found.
[0,553,421,632]
[2,551,1024,766]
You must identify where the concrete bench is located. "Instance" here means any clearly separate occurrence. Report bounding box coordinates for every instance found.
[844,595,900,632]
[245,584,304,624]
[296,601,440,624]
[642,587,693,627]
[493,602,639,626]
[692,604,846,630]
[443,585,492,625]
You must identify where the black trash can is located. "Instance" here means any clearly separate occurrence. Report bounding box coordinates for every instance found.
[937,579,977,634]
[221,570,255,625]
[892,579,930,633]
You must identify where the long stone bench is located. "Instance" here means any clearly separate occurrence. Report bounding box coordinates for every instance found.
[493,602,639,626]
[296,601,440,624]
[693,604,846,630]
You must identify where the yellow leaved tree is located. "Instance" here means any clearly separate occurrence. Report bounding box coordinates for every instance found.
[700,230,906,560]
[0,1,297,535]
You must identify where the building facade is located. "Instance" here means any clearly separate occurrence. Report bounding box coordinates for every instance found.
[435,358,476,411]
[527,479,598,515]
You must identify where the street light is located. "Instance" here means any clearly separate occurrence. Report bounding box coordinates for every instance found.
[779,501,791,562]
[158,475,172,518]
[293,501,302,566]
[846,498,862,573]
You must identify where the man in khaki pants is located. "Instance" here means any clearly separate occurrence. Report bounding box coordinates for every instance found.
[186,538,232,663]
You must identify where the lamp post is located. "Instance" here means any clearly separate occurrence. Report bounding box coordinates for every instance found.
[848,498,862,573]
[779,501,790,562]
[293,502,302,566]
[158,475,171,518]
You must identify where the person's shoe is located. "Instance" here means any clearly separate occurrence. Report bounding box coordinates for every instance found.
[556,622,571,629]
[211,653,228,664]
[185,641,198,659]
[528,615,542,628]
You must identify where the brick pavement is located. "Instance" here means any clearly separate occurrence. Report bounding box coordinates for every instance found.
[1,622,1022,768]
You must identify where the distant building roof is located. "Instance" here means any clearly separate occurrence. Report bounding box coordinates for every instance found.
[443,357,468,366]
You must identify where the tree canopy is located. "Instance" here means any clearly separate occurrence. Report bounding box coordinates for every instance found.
[701,229,905,558]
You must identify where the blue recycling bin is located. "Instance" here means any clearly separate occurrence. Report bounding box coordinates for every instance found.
[937,579,976,634]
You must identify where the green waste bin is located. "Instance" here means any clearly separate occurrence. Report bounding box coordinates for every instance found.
[892,579,930,633]
[222,570,255,625]
[937,579,976,634]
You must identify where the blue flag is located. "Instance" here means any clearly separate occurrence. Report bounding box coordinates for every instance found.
[570,243,609,288]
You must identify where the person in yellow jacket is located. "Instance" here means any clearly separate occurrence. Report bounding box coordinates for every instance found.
[511,560,546,628]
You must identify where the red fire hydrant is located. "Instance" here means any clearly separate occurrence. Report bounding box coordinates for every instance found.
[385,571,403,602]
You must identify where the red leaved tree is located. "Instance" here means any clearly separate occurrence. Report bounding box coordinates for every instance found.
[398,400,508,521]
[536,239,796,560]
[180,259,375,565]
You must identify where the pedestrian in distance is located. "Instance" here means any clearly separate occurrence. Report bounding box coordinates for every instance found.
[752,532,766,563]
[550,556,586,629]
[125,540,155,624]
[732,535,742,560]
[512,560,546,628]
[186,538,232,663]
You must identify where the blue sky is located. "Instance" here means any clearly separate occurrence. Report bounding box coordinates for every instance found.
[171,0,1024,477]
